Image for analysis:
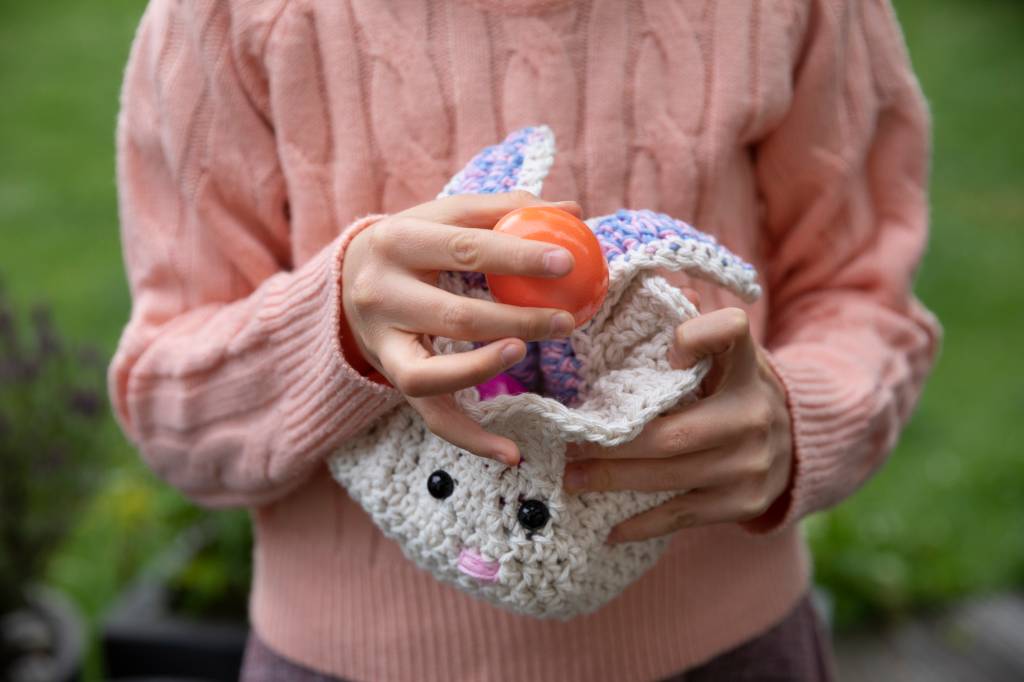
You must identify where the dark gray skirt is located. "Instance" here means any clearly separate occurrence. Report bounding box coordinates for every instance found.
[241,592,836,682]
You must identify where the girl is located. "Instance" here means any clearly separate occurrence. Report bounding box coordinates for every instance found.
[109,0,941,680]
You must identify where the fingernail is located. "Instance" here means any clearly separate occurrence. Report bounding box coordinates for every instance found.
[500,342,523,366]
[563,464,587,492]
[552,200,581,213]
[550,312,575,337]
[543,248,573,276]
[605,529,622,545]
[503,451,521,467]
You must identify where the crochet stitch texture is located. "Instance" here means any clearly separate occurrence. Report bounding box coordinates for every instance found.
[330,127,761,619]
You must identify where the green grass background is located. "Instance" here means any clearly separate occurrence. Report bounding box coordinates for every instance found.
[1,0,1021,658]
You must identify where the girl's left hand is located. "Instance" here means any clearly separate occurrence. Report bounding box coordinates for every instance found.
[562,304,794,543]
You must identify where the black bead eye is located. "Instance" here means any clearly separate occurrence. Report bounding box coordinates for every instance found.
[427,470,455,499]
[517,499,550,531]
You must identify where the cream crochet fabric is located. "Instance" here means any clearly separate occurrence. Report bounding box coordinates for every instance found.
[330,127,761,619]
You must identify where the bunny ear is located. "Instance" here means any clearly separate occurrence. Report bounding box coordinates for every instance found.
[437,126,556,199]
[587,209,762,302]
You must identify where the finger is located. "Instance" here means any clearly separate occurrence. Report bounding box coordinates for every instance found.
[564,393,739,462]
[376,332,527,398]
[391,281,575,342]
[374,217,576,278]
[410,393,520,466]
[606,487,744,543]
[401,191,582,228]
[671,308,758,386]
[563,447,737,494]
[666,287,700,369]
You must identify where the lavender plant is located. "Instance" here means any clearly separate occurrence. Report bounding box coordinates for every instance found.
[0,282,106,619]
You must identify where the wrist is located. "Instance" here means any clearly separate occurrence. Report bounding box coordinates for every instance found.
[338,306,374,376]
[336,215,392,386]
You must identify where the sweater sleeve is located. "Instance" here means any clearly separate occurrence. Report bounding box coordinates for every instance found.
[108,0,401,509]
[747,0,942,531]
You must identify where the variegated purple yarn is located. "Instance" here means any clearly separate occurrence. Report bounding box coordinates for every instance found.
[539,339,583,405]
[437,126,553,198]
[504,341,543,394]
[592,209,755,273]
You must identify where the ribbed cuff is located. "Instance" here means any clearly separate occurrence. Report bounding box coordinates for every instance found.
[258,214,401,477]
[745,345,879,533]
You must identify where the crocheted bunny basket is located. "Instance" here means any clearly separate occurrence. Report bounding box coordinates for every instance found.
[329,126,761,620]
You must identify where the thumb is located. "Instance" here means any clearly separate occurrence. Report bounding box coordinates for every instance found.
[664,287,701,368]
[668,308,756,392]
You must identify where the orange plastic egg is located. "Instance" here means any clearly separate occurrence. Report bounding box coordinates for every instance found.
[486,206,609,327]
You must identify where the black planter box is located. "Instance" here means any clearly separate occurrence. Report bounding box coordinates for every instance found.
[101,529,248,681]
[103,587,246,681]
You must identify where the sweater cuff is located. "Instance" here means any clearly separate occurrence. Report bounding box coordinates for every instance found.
[258,215,402,472]
[743,346,878,533]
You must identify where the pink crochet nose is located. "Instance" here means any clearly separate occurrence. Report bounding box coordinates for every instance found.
[457,548,499,582]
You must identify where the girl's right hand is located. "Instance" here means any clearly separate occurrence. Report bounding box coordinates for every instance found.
[341,191,581,466]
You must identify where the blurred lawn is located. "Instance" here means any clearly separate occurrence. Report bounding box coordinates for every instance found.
[0,0,1021,647]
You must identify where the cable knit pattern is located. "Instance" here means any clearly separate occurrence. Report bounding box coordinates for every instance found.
[629,0,703,215]
[352,0,452,208]
[445,3,499,159]
[500,14,580,199]
[583,0,630,216]
[109,0,941,679]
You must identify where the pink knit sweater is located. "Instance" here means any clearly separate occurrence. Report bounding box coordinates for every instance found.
[109,1,941,680]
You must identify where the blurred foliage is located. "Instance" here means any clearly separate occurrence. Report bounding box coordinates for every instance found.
[0,2,1020,673]
[0,287,107,615]
[167,511,252,622]
[0,286,108,674]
